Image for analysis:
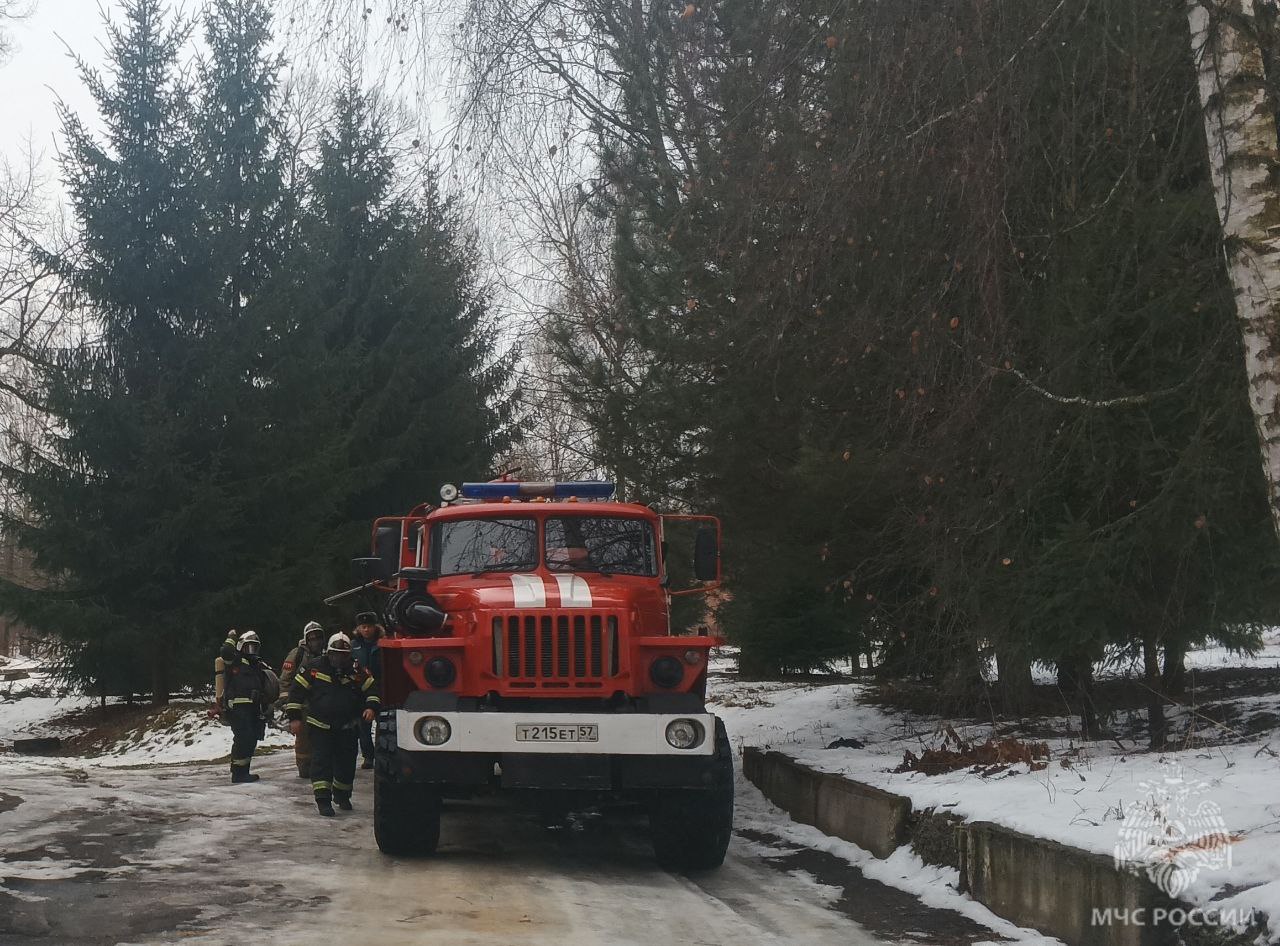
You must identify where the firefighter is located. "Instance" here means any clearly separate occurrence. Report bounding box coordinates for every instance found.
[278,621,326,778]
[219,628,271,784]
[351,612,383,770]
[284,632,379,816]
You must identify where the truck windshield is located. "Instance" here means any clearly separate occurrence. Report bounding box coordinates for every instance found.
[545,517,657,576]
[433,518,538,575]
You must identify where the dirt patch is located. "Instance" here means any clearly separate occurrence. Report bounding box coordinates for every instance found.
[0,879,205,945]
[895,727,1049,776]
[0,793,21,815]
[866,667,1280,749]
[47,702,207,757]
[908,807,965,871]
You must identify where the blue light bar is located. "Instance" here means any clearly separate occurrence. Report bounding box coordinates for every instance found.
[551,481,615,499]
[459,482,520,499]
[459,481,616,500]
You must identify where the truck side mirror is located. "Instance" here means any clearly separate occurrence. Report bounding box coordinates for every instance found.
[372,524,401,581]
[694,527,719,582]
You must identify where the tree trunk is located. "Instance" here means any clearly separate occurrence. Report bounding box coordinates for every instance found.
[1056,655,1100,739]
[1143,633,1168,750]
[1188,0,1280,538]
[151,649,170,706]
[996,642,1035,716]
[1162,637,1189,696]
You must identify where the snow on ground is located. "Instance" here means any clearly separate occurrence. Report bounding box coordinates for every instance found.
[91,707,293,767]
[708,640,1280,941]
[1023,627,1280,683]
[3,641,1277,939]
[0,694,96,744]
[0,657,96,744]
[1185,627,1280,672]
[0,654,291,766]
[734,776,1059,945]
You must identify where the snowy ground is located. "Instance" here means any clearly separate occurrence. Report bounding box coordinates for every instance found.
[706,635,1280,942]
[0,655,94,744]
[0,651,1061,946]
[0,751,1057,946]
[5,639,1276,943]
[0,653,291,764]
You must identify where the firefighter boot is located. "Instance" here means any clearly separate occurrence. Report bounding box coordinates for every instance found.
[230,764,260,784]
[334,792,353,811]
[316,795,335,817]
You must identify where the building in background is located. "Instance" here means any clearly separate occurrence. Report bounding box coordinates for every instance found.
[0,533,41,657]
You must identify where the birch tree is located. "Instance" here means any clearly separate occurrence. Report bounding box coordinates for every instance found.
[1188,0,1280,540]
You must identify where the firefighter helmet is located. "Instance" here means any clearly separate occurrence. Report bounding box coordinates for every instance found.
[237,630,261,657]
[326,632,352,654]
[303,620,324,639]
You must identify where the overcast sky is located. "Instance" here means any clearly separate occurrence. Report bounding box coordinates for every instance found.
[0,0,451,184]
[1,0,113,176]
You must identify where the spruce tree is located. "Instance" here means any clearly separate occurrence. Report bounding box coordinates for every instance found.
[251,82,515,626]
[483,0,1280,736]
[0,0,200,701]
[0,0,287,701]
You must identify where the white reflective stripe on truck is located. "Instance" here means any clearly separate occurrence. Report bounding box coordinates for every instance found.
[395,711,717,756]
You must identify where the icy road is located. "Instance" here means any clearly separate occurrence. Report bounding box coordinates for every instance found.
[0,752,1010,946]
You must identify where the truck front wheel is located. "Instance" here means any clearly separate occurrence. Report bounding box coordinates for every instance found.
[373,774,441,856]
[650,718,734,871]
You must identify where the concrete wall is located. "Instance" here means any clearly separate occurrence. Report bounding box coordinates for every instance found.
[742,748,910,857]
[742,747,1177,946]
[960,821,1176,946]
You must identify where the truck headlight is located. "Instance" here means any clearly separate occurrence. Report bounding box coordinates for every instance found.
[650,656,684,688]
[665,718,704,750]
[416,716,451,746]
[425,656,456,688]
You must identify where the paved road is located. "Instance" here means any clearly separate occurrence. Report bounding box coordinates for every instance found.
[0,752,998,946]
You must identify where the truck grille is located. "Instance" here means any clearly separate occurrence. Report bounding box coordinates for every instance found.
[493,614,620,689]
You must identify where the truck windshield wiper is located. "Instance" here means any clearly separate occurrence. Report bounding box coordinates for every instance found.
[470,563,538,577]
[552,562,622,577]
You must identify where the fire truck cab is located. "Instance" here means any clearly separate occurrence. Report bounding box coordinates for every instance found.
[356,480,733,870]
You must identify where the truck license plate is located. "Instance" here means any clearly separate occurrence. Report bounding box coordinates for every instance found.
[515,724,599,743]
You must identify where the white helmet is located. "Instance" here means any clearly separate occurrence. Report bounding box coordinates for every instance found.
[326,632,352,654]
[237,630,261,656]
[303,620,324,639]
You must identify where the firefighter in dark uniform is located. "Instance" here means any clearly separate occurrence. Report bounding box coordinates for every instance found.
[220,628,270,784]
[278,621,326,778]
[284,632,379,816]
[351,612,383,770]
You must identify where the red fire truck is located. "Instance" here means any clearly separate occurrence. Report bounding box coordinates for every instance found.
[342,479,733,870]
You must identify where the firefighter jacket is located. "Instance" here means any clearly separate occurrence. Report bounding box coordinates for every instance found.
[219,634,271,714]
[351,634,380,681]
[284,656,380,731]
[280,642,322,691]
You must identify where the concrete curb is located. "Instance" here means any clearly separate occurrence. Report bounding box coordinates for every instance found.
[741,746,1179,946]
[742,748,909,858]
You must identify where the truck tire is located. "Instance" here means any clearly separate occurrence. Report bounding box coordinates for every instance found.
[374,773,442,856]
[372,712,441,856]
[650,717,734,871]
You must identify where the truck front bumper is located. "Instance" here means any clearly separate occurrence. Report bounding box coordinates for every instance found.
[395,709,717,757]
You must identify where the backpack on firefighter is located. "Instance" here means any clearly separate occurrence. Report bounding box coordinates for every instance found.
[212,655,227,723]
[214,631,280,722]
